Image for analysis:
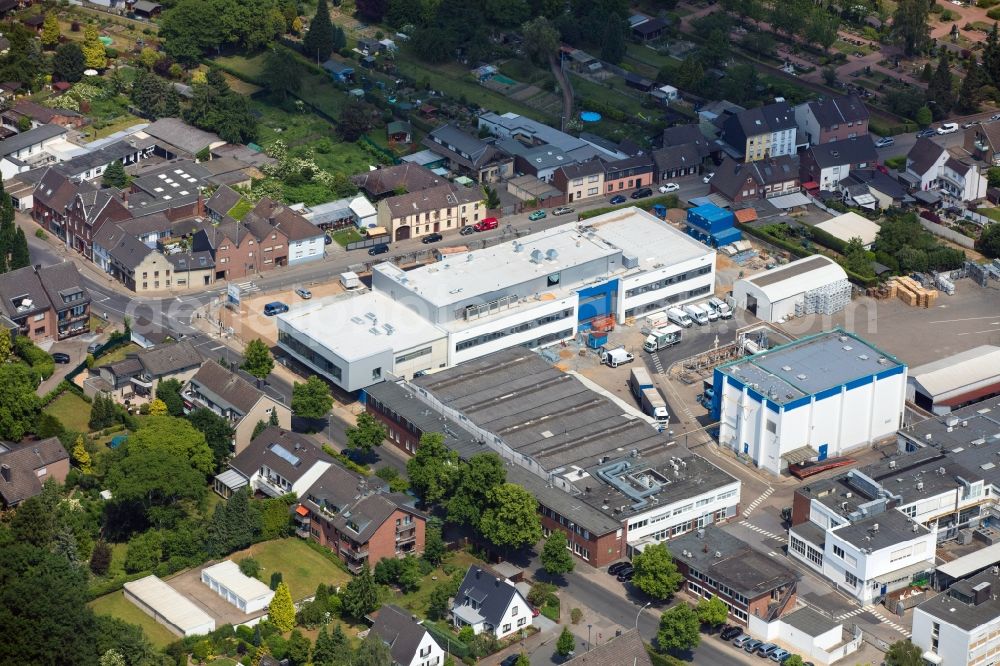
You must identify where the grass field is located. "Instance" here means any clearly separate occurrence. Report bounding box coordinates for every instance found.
[253,101,374,176]
[44,392,92,433]
[90,591,179,649]
[977,207,1000,222]
[95,343,142,368]
[332,228,363,246]
[228,538,350,600]
[214,53,268,83]
[392,551,483,617]
[570,73,649,118]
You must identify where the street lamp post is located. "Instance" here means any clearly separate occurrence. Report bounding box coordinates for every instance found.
[587,624,592,651]
[635,601,651,632]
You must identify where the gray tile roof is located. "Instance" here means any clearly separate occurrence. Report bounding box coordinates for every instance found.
[167,250,214,272]
[805,94,869,128]
[142,118,221,156]
[453,567,524,629]
[653,144,703,173]
[206,184,243,217]
[0,265,52,319]
[188,360,267,415]
[137,340,202,378]
[807,136,877,168]
[229,426,332,483]
[351,164,443,197]
[372,605,436,666]
[907,137,945,177]
[565,630,652,666]
[0,438,69,506]
[244,199,323,242]
[93,223,156,271]
[33,167,81,213]
[37,262,90,309]
[0,123,67,157]
[382,182,482,219]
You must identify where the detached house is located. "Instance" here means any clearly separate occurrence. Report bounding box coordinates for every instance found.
[965,122,1000,166]
[452,567,532,640]
[220,426,332,499]
[371,605,444,666]
[422,124,513,183]
[0,437,70,507]
[0,262,90,341]
[352,164,443,200]
[800,136,878,192]
[794,95,870,146]
[183,361,292,454]
[709,155,800,203]
[94,340,202,402]
[906,138,987,202]
[720,101,797,161]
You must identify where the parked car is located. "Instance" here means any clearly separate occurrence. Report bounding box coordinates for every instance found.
[916,128,937,138]
[324,234,333,245]
[658,183,680,193]
[52,352,71,364]
[769,649,791,662]
[630,187,653,199]
[703,172,715,183]
[874,136,895,148]
[531,607,540,617]
[87,341,101,355]
[992,113,1000,122]
[608,561,632,575]
[473,217,499,231]
[421,232,443,244]
[368,243,390,256]
[963,120,981,129]
[720,626,744,641]
[616,567,635,582]
[528,210,547,221]
[937,122,959,134]
[743,639,763,653]
[756,643,778,658]
[500,655,520,666]
[460,225,476,236]
[609,195,627,204]
[263,302,289,316]
[552,206,575,216]
[732,635,753,648]
[295,288,312,299]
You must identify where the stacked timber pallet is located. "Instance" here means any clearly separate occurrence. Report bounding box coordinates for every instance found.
[892,276,938,308]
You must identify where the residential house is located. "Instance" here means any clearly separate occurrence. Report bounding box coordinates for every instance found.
[370,605,444,666]
[422,124,513,183]
[794,95,870,146]
[352,163,443,200]
[837,169,912,210]
[913,569,1000,666]
[377,183,484,241]
[92,222,181,293]
[243,198,325,266]
[32,167,81,238]
[218,426,332,499]
[183,361,292,454]
[720,101,797,161]
[0,263,90,341]
[906,138,987,201]
[653,124,715,180]
[322,59,355,83]
[167,249,215,289]
[965,122,1000,166]
[192,218,258,281]
[451,567,532,640]
[632,16,669,41]
[296,461,426,572]
[63,187,133,259]
[477,111,625,161]
[56,137,157,182]
[800,136,878,192]
[564,630,653,666]
[709,155,800,203]
[96,340,202,401]
[200,156,254,189]
[0,124,69,178]
[670,527,799,626]
[387,121,412,145]
[137,117,224,160]
[2,100,84,131]
[603,155,655,194]
[552,160,605,203]
[127,0,162,18]
[0,438,70,507]
[205,184,243,222]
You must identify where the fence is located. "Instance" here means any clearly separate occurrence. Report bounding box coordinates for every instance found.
[345,233,392,251]
[916,216,976,249]
[424,622,470,659]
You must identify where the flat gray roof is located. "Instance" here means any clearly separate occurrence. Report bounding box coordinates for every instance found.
[781,606,839,637]
[718,328,902,403]
[917,569,1000,631]
[831,510,929,551]
[670,527,799,598]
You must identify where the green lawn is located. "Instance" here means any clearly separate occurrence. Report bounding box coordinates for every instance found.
[90,591,179,649]
[393,551,483,617]
[95,343,142,368]
[331,228,363,247]
[44,392,92,433]
[253,101,373,176]
[229,538,350,601]
[977,207,1000,222]
[228,198,253,221]
[214,53,268,83]
[570,73,649,118]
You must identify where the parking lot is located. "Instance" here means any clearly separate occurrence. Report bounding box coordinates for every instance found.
[218,279,349,347]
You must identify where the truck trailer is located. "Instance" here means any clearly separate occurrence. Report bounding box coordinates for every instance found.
[641,387,670,424]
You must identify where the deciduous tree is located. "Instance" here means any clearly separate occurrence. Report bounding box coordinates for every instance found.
[291,375,333,419]
[129,416,214,477]
[600,13,627,64]
[262,46,303,101]
[885,640,923,666]
[90,540,112,576]
[0,362,41,441]
[521,16,559,66]
[356,631,393,666]
[337,100,371,141]
[977,222,1000,258]
[656,603,700,653]
[345,411,387,453]
[447,452,505,527]
[187,407,234,470]
[540,529,575,575]
[631,543,683,600]
[242,340,274,385]
[155,378,185,416]
[695,596,729,627]
[892,0,931,55]
[479,483,542,552]
[407,432,460,505]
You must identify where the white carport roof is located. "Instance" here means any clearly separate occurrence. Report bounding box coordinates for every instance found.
[910,345,1000,399]
[767,192,811,208]
[936,541,1000,580]
[124,575,215,636]
[814,211,881,247]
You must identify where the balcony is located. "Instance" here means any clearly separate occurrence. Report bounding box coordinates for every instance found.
[295,527,311,539]
[338,543,368,561]
[396,528,417,544]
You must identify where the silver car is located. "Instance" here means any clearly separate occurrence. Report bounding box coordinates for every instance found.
[295,288,312,299]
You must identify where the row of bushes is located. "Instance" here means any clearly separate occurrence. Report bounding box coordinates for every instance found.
[869,120,919,137]
[40,379,90,409]
[580,194,681,220]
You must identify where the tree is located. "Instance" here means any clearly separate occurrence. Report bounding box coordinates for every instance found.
[556,626,575,657]
[958,56,988,113]
[269,582,296,632]
[82,24,107,70]
[72,434,92,474]
[356,632,393,666]
[252,419,269,441]
[479,483,542,552]
[148,398,168,416]
[356,0,389,22]
[977,222,1000,258]
[303,0,336,62]
[695,596,729,627]
[313,626,339,665]
[10,228,27,272]
[423,520,446,566]
[345,411,387,453]
[341,565,381,619]
[187,407,234,470]
[262,46,303,101]
[287,630,311,665]
[447,452,505,527]
[337,100,371,141]
[407,432,460,505]
[885,639,923,666]
[0,362,41,441]
[892,0,930,55]
[102,160,129,189]
[656,603,700,653]
[90,540,112,576]
[155,378,185,416]
[514,654,530,666]
[106,446,206,533]
[805,10,839,52]
[41,14,61,50]
[483,185,501,210]
[207,487,262,556]
[600,13,627,64]
[99,650,127,666]
[124,530,163,573]
[915,105,933,128]
[675,56,705,93]
[521,16,559,66]
[270,571,283,590]
[541,530,575,575]
[129,416,215,477]
[784,656,805,666]
[631,543,683,600]
[291,375,333,419]
[243,341,274,385]
[926,52,955,117]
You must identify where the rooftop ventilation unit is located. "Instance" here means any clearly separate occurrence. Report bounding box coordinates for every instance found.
[369,327,380,336]
[622,254,639,269]
[530,249,544,263]
[365,312,377,322]
[781,365,792,372]
[843,345,853,351]
[513,241,522,252]
[546,248,559,261]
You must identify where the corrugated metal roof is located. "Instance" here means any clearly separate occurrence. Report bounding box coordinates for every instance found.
[741,255,847,304]
[814,212,881,247]
[123,576,215,634]
[911,346,1000,399]
[935,542,1000,579]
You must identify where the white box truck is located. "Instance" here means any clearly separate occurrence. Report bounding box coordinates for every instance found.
[601,346,635,368]
[641,387,670,424]
[667,307,693,328]
[643,324,683,352]
[708,297,732,319]
[640,310,670,334]
[684,304,709,325]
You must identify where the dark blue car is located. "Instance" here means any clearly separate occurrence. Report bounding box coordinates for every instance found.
[610,195,627,205]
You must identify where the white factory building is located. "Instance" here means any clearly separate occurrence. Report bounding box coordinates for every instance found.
[732,255,851,323]
[278,207,716,392]
[711,329,907,475]
[913,569,1000,666]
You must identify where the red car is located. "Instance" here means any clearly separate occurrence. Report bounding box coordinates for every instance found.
[473,217,499,232]
[531,607,540,617]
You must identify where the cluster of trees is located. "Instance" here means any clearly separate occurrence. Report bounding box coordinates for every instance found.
[130,68,182,120]
[720,0,840,52]
[160,0,292,65]
[0,182,29,275]
[302,0,347,63]
[0,24,44,91]
[184,69,259,144]
[407,432,542,554]
[978,222,1000,259]
[872,210,966,274]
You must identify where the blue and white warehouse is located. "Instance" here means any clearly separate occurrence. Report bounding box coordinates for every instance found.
[711,329,907,475]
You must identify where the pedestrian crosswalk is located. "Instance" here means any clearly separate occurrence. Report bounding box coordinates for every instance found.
[836,606,911,638]
[738,520,782,541]
[650,353,664,375]
[742,486,774,517]
[835,607,867,620]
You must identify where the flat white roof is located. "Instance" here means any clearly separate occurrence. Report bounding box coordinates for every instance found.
[375,207,712,309]
[910,345,1000,398]
[740,255,847,304]
[814,212,881,246]
[936,541,1000,579]
[124,575,215,634]
[202,560,274,603]
[277,291,445,362]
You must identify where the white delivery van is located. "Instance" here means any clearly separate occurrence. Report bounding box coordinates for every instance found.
[708,297,733,319]
[700,302,719,322]
[667,307,693,328]
[683,304,709,325]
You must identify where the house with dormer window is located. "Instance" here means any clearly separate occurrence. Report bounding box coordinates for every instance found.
[452,567,532,640]
[371,605,444,666]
